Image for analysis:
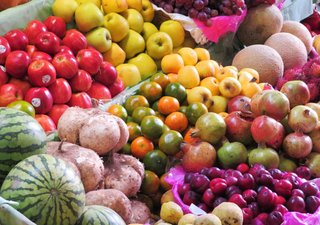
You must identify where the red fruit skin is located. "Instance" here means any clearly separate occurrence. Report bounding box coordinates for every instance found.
[43,16,67,39]
[68,69,92,92]
[0,65,9,85]
[76,49,103,75]
[0,84,23,107]
[62,29,87,56]
[35,114,56,133]
[67,92,92,109]
[7,76,33,97]
[86,81,111,100]
[47,104,69,127]
[25,87,53,114]
[5,50,31,78]
[3,29,29,51]
[27,59,56,87]
[107,78,125,98]
[47,78,72,104]
[94,61,118,86]
[52,52,78,79]
[0,36,11,65]
[23,20,47,45]
[31,51,53,63]
[227,95,251,113]
[34,32,61,56]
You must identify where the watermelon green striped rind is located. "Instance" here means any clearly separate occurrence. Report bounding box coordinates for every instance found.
[75,205,126,225]
[0,107,47,183]
[0,154,85,225]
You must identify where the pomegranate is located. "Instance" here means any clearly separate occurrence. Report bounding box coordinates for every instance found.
[248,142,280,170]
[181,141,216,173]
[288,105,319,133]
[278,152,298,172]
[308,122,320,152]
[224,111,255,145]
[250,115,286,149]
[305,152,320,178]
[227,95,251,113]
[280,80,310,108]
[282,131,313,159]
[250,90,290,121]
[191,112,226,145]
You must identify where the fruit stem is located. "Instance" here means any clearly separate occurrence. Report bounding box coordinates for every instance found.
[258,141,267,149]
[221,136,229,145]
[58,138,66,151]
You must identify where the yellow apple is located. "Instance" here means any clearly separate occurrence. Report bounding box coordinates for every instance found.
[52,0,79,24]
[187,86,213,109]
[146,31,173,60]
[182,36,197,48]
[119,29,146,59]
[177,47,198,66]
[140,0,154,22]
[120,9,144,33]
[102,0,128,14]
[200,77,220,96]
[160,20,185,48]
[75,2,104,32]
[85,27,112,53]
[128,53,158,80]
[102,43,126,67]
[208,95,230,113]
[103,13,129,42]
[75,0,100,8]
[219,77,242,99]
[116,63,141,88]
[141,22,158,42]
[127,0,143,11]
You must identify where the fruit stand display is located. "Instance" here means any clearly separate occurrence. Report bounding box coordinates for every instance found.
[1,0,320,225]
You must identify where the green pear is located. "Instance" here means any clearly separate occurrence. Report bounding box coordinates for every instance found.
[128,53,157,80]
[75,2,104,32]
[85,27,112,53]
[119,29,145,59]
[103,13,129,42]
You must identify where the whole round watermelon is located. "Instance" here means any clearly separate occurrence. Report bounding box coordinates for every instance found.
[0,154,86,225]
[0,107,47,184]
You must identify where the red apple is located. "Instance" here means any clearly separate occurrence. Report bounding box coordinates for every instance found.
[7,76,33,97]
[5,50,31,78]
[31,51,53,63]
[0,36,11,65]
[25,45,37,58]
[76,48,103,75]
[34,31,60,56]
[3,29,29,51]
[35,114,57,133]
[107,78,125,98]
[23,20,47,45]
[67,92,92,109]
[86,81,112,100]
[52,52,78,79]
[25,87,53,114]
[68,69,92,92]
[47,78,72,104]
[94,61,117,86]
[0,65,9,85]
[27,59,56,87]
[62,29,87,56]
[43,16,67,39]
[0,83,23,107]
[302,23,312,32]
[301,9,320,31]
[87,45,103,62]
[57,45,73,55]
[47,103,69,126]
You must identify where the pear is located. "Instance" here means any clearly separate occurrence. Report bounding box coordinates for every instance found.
[75,2,104,32]
[128,53,157,80]
[52,0,79,24]
[119,29,145,59]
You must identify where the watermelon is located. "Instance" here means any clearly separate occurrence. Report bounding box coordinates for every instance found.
[0,107,47,184]
[0,154,85,225]
[75,205,126,225]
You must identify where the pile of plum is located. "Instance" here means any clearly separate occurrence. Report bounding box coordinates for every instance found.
[177,163,320,225]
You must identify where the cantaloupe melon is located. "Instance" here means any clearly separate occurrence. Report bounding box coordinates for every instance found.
[281,20,313,53]
[236,3,283,46]
[264,32,308,71]
[231,45,284,87]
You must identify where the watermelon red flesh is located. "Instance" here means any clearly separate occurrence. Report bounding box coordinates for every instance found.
[0,154,85,225]
[0,107,47,183]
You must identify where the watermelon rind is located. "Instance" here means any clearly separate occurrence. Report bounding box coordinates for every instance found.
[0,107,47,183]
[75,205,126,225]
[0,154,85,225]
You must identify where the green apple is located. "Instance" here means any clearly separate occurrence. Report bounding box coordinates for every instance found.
[52,0,79,24]
[140,0,154,22]
[102,0,128,14]
[146,31,173,60]
[116,63,141,88]
[160,20,186,48]
[103,13,129,42]
[75,2,104,33]
[128,53,158,80]
[141,22,158,42]
[120,9,144,33]
[75,0,101,8]
[85,27,112,53]
[119,29,146,59]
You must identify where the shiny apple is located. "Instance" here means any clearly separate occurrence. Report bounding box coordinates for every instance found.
[107,78,125,98]
[94,61,117,86]
[47,78,72,104]
[5,50,31,78]
[0,65,9,85]
[43,16,67,39]
[52,52,78,79]
[86,81,112,100]
[47,104,69,126]
[27,59,56,87]
[31,51,53,63]
[0,83,23,107]
[35,114,57,133]
[23,20,47,45]
[67,92,92,109]
[0,36,11,65]
[62,29,87,56]
[34,32,61,55]
[3,29,29,51]
[76,48,103,75]
[68,69,92,92]
[25,87,53,114]
[7,76,33,97]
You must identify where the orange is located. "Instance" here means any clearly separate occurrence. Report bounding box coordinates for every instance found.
[139,81,163,104]
[120,142,131,155]
[164,111,188,133]
[215,67,238,82]
[177,65,200,89]
[107,104,128,121]
[183,127,201,143]
[154,111,166,123]
[150,72,171,90]
[161,53,185,74]
[194,47,210,61]
[127,121,142,141]
[131,136,154,159]
[185,102,208,125]
[157,96,180,115]
[195,60,215,79]
[124,95,149,116]
[140,170,160,195]
[177,47,198,66]
[164,82,187,103]
[158,130,184,155]
[132,106,156,124]
[160,172,173,192]
[140,115,165,140]
[143,149,168,177]
[167,73,178,83]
